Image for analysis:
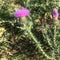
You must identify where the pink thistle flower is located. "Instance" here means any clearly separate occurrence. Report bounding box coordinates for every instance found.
[52,8,59,20]
[14,8,30,18]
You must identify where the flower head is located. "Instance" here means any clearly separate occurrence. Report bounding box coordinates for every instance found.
[52,8,59,18]
[14,8,30,18]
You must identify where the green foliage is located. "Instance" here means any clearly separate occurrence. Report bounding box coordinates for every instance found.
[0,0,60,60]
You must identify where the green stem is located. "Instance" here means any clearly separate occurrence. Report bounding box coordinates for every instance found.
[53,26,57,47]
[27,30,54,60]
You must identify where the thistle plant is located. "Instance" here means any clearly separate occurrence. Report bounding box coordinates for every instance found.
[41,8,60,60]
[14,8,60,60]
[0,0,60,60]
